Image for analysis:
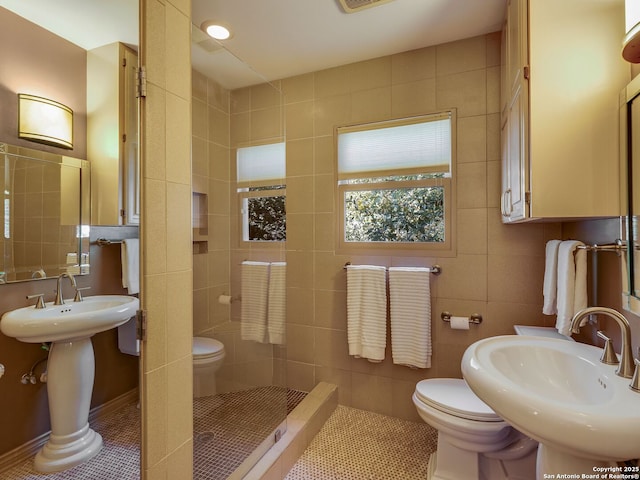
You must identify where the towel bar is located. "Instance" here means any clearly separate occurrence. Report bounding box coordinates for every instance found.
[343,262,442,275]
[441,311,483,325]
[94,238,124,247]
[575,240,625,253]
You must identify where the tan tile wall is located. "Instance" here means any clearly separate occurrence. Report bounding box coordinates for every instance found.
[281,32,561,421]
[140,0,193,478]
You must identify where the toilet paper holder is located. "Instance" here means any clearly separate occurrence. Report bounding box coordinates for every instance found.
[441,311,483,325]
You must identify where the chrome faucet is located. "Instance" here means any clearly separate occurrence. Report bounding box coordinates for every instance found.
[570,307,636,379]
[54,273,77,306]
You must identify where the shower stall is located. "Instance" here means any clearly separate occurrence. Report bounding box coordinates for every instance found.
[191,27,293,477]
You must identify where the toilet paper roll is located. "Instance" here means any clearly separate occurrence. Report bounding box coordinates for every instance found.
[449,316,470,330]
[218,294,232,305]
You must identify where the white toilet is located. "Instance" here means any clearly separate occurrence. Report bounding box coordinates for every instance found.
[413,326,572,480]
[193,336,226,398]
[413,378,537,480]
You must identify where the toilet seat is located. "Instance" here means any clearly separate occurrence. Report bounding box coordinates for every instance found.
[193,337,225,361]
[415,378,502,422]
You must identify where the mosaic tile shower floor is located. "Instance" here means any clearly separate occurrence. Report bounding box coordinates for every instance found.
[2,387,304,480]
[285,405,438,480]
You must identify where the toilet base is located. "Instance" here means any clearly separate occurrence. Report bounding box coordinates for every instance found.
[193,371,217,398]
[428,433,536,480]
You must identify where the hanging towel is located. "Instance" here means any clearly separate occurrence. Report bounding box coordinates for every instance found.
[346,265,387,362]
[267,262,286,345]
[241,261,270,343]
[121,238,140,295]
[555,240,588,336]
[543,240,561,315]
[388,267,432,369]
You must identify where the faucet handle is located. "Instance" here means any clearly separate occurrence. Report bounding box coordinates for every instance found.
[630,359,640,393]
[26,294,46,309]
[73,286,91,302]
[596,331,619,365]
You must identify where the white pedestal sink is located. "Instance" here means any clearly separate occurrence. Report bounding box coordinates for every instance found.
[462,335,640,479]
[0,295,139,473]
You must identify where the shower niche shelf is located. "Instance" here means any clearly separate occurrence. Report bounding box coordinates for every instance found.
[193,192,208,254]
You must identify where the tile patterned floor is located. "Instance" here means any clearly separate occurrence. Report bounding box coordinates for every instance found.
[193,386,303,479]
[1,387,303,480]
[285,405,438,480]
[2,401,141,480]
[1,391,436,480]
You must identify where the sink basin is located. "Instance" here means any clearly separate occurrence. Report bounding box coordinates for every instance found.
[462,335,640,473]
[0,295,138,473]
[0,295,138,343]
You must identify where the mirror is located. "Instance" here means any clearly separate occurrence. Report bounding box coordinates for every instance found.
[0,142,90,283]
[622,74,640,313]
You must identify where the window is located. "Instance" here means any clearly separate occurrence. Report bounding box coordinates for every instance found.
[336,111,455,252]
[237,142,286,242]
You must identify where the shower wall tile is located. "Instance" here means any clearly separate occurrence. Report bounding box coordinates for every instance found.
[166,93,192,185]
[391,47,436,83]
[167,356,193,452]
[285,101,315,140]
[144,84,167,181]
[287,138,314,176]
[142,0,193,477]
[391,78,437,117]
[282,73,315,103]
[144,273,168,370]
[167,270,193,362]
[143,179,168,275]
[164,2,191,100]
[436,35,487,76]
[313,136,334,175]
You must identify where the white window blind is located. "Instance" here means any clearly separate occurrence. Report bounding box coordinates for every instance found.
[337,113,452,180]
[237,142,286,186]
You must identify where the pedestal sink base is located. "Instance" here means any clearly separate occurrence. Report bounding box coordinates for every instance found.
[536,443,614,480]
[34,424,103,473]
[33,337,102,473]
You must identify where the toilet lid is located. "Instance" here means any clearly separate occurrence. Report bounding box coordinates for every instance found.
[193,337,224,359]
[415,378,502,422]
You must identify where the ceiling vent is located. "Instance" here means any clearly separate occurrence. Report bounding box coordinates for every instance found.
[337,0,395,13]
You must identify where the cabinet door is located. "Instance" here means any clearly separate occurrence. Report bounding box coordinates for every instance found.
[501,0,529,223]
[122,48,140,225]
[505,84,528,222]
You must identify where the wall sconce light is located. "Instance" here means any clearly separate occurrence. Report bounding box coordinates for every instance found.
[18,94,73,149]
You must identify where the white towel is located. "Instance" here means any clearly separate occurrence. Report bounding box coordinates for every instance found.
[388,267,432,369]
[555,240,588,336]
[267,262,286,345]
[346,265,387,362]
[543,240,561,315]
[121,238,140,295]
[241,261,270,343]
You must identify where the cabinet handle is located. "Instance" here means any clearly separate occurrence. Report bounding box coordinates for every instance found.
[501,189,513,217]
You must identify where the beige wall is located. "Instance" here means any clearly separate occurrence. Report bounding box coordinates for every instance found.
[191,31,561,424]
[0,8,87,158]
[139,0,194,477]
[278,32,563,421]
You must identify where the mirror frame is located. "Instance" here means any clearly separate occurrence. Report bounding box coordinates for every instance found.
[0,142,90,284]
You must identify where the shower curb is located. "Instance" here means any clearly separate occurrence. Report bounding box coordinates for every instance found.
[243,382,338,480]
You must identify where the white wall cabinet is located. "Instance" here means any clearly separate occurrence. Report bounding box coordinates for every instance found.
[501,0,630,223]
[88,42,139,226]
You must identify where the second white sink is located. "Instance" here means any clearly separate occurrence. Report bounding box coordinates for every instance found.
[462,335,640,468]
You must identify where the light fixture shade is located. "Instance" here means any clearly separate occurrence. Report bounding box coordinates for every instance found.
[18,94,73,149]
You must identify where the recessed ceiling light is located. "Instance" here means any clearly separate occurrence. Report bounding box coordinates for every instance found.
[202,21,231,40]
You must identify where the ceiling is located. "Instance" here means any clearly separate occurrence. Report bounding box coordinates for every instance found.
[1,0,507,90]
